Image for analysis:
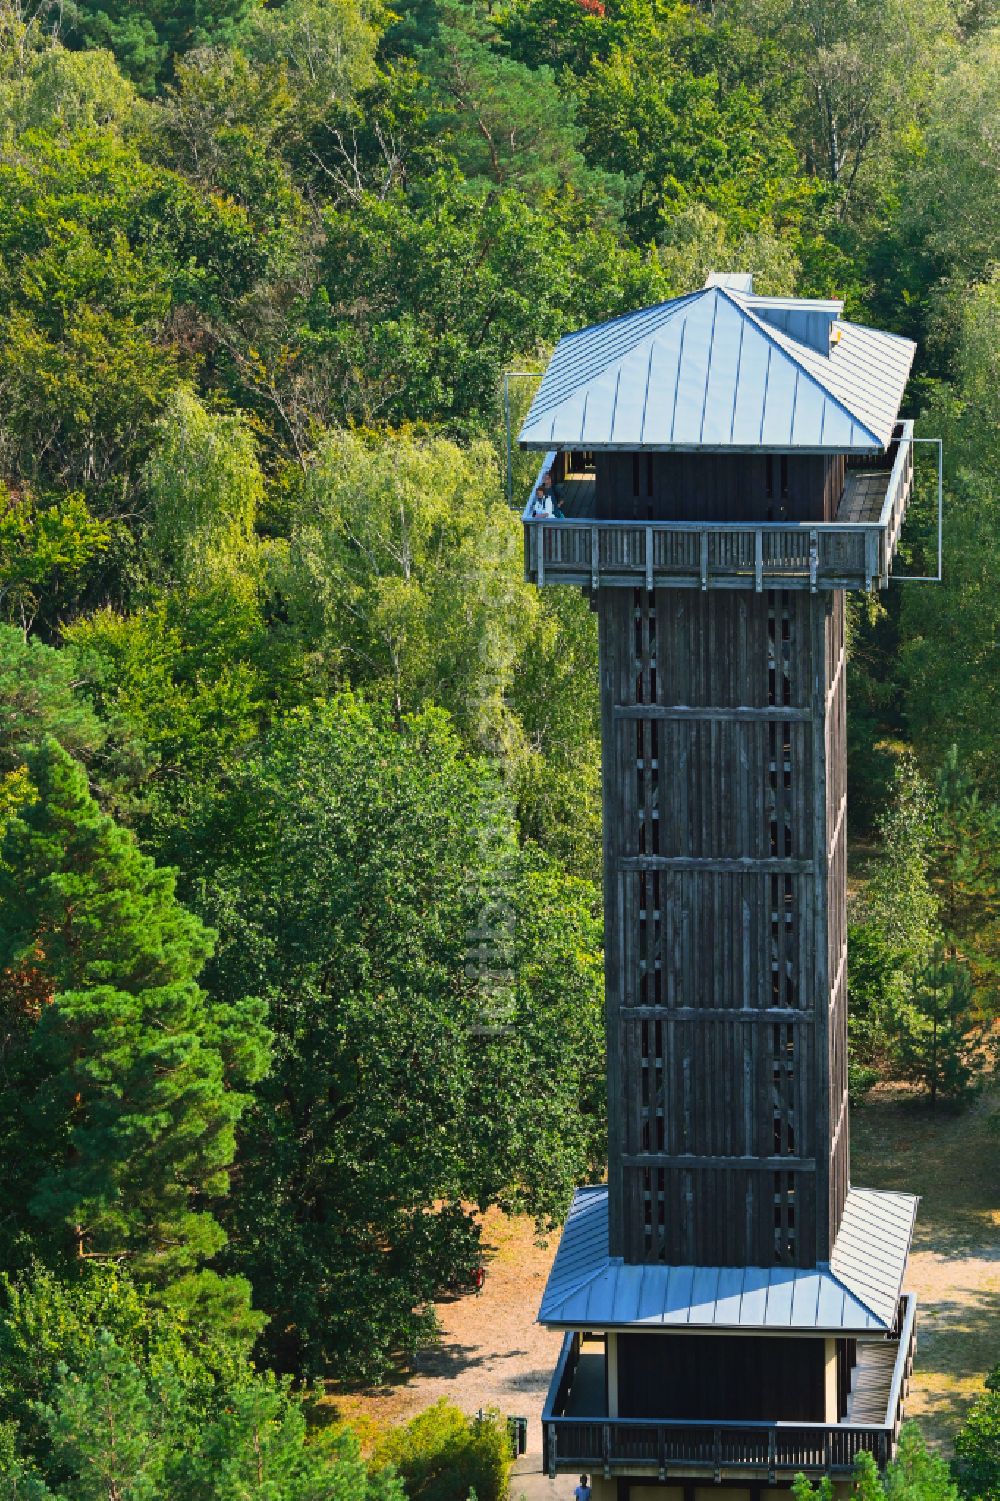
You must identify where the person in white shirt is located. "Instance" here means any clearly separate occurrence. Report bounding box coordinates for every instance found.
[574,1476,592,1501]
[529,486,554,518]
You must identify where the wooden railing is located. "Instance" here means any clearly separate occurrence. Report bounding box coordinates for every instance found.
[523,423,915,594]
[541,1295,917,1481]
[877,424,915,582]
[887,1292,919,1445]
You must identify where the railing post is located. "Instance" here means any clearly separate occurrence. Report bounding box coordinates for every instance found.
[809,529,818,592]
[591,526,599,591]
[767,1429,776,1486]
[645,525,654,593]
[700,530,709,590]
[537,523,545,587]
[713,1427,721,1484]
[602,1423,611,1480]
[865,527,879,590]
[658,1426,667,1482]
[824,1432,832,1472]
[547,1424,557,1480]
[755,529,763,592]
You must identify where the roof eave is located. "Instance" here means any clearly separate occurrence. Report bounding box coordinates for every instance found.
[517,439,888,455]
[538,1315,887,1336]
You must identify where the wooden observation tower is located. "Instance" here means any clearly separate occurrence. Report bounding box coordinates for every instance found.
[521,276,920,1497]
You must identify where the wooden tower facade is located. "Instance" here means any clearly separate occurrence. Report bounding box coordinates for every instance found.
[523,277,920,1494]
[600,577,848,1271]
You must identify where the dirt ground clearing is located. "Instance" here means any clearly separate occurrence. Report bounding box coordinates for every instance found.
[852,1082,999,1448]
[329,1084,998,1479]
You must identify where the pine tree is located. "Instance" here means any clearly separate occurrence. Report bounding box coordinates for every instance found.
[932,746,1000,1006]
[0,738,270,1291]
[896,946,978,1109]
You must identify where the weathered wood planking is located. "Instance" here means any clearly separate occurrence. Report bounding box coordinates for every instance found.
[594,452,846,524]
[599,585,849,1268]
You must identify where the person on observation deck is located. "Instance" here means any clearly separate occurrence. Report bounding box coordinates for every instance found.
[529,486,553,518]
[541,469,562,509]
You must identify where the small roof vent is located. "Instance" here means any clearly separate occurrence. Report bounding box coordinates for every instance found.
[704,271,754,294]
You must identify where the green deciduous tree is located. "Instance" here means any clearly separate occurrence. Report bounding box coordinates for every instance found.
[793,1423,959,1500]
[181,698,603,1379]
[719,0,956,202]
[277,429,536,754]
[848,754,940,1081]
[901,277,1000,782]
[64,585,275,832]
[0,1264,403,1501]
[142,386,264,593]
[884,33,1000,346]
[955,1363,1000,1501]
[861,754,938,978]
[0,38,135,140]
[305,175,669,432]
[574,19,807,243]
[931,746,1000,1007]
[0,490,110,632]
[0,739,269,1308]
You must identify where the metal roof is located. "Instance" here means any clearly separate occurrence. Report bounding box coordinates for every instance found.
[830,1187,919,1330]
[519,285,915,455]
[538,1186,917,1335]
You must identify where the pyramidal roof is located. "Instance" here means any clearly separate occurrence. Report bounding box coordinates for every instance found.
[519,280,916,454]
[538,1185,917,1335]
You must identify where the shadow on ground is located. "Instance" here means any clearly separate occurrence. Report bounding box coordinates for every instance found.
[853,1083,1000,1450]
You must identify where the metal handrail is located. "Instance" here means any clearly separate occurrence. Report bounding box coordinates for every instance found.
[527,516,885,537]
[542,1330,581,1422]
[883,1294,918,1430]
[545,1413,896,1437]
[876,423,914,528]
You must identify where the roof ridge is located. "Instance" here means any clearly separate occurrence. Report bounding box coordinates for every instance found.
[716,287,883,447]
[542,1260,609,1312]
[822,1266,892,1331]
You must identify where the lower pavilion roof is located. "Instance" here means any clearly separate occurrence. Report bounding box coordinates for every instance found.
[539,1186,917,1335]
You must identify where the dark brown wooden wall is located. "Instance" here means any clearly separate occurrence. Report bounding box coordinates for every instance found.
[617,1333,827,1423]
[594,453,846,523]
[600,587,849,1267]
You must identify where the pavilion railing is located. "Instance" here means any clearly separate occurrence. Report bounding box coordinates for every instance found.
[541,1294,917,1481]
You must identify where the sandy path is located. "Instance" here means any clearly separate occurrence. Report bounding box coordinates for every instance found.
[330,1207,563,1442]
[852,1085,1000,1448]
[333,1086,998,1471]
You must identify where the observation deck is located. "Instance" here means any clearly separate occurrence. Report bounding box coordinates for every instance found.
[523,422,913,594]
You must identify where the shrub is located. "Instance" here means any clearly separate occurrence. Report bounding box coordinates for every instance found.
[954,1365,1000,1501]
[375,1400,512,1501]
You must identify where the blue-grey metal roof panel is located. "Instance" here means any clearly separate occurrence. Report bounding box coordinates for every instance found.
[830,1187,918,1330]
[519,287,915,454]
[538,1186,917,1334]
